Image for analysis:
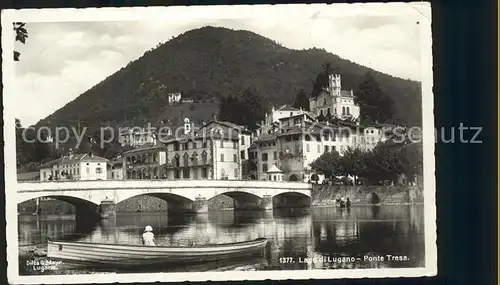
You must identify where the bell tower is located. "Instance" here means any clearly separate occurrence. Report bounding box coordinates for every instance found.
[329,74,341,96]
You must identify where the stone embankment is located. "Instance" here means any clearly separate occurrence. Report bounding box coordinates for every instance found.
[311,185,424,206]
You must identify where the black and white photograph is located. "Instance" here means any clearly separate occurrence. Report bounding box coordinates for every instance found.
[4,3,436,284]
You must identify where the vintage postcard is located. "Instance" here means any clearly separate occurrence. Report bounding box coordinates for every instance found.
[3,2,436,284]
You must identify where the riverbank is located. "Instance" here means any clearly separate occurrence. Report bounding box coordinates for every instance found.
[17,185,423,214]
[311,185,424,206]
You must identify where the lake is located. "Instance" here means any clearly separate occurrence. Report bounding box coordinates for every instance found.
[18,205,425,273]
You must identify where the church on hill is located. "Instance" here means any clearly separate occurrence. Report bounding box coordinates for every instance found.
[308,74,360,123]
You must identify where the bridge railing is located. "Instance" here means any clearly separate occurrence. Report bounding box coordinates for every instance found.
[17,179,313,192]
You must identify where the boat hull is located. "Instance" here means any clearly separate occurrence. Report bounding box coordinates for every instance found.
[47,238,269,268]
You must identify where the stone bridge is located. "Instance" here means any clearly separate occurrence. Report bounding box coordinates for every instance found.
[18,180,312,219]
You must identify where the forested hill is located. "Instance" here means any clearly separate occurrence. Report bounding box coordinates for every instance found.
[37,26,422,129]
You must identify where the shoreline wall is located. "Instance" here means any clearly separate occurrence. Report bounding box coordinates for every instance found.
[311,185,424,206]
[17,185,423,214]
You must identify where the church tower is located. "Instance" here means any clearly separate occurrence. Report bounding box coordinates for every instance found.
[329,74,341,96]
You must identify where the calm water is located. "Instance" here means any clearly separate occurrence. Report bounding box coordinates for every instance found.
[18,205,425,273]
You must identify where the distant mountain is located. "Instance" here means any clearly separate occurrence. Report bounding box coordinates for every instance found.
[37,26,422,129]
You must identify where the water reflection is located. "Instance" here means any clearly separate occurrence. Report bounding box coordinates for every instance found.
[19,205,425,273]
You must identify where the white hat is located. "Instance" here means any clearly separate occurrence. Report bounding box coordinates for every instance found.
[144,225,153,232]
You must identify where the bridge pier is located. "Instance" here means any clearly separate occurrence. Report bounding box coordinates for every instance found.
[100,200,116,219]
[192,197,208,214]
[233,194,273,211]
[260,195,273,210]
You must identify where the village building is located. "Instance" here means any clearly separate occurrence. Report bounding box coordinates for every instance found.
[309,74,360,122]
[39,152,108,181]
[253,111,370,182]
[257,105,309,137]
[266,163,284,181]
[161,118,242,180]
[122,145,167,179]
[119,127,157,147]
[107,157,124,180]
[168,92,182,104]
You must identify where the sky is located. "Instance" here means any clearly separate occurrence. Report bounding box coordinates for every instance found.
[11,4,427,126]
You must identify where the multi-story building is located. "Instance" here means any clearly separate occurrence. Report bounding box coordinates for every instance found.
[253,112,371,182]
[122,145,167,179]
[257,105,308,136]
[107,157,124,180]
[161,118,242,180]
[309,74,360,122]
[39,153,108,181]
[119,127,157,147]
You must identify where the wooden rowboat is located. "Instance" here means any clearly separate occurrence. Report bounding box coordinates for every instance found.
[47,238,269,268]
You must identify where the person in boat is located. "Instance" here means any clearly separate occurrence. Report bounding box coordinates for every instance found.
[142,225,156,246]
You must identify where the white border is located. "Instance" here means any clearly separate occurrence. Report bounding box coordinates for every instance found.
[3,3,436,284]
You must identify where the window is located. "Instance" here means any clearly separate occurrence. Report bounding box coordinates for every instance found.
[262,164,268,172]
[306,144,310,152]
[273,151,277,160]
[193,168,199,179]
[342,107,345,115]
[241,136,245,145]
[262,153,268,161]
[240,150,246,160]
[174,143,180,151]
[182,143,188,150]
[201,168,208,179]
[324,145,330,153]
[203,142,207,148]
[220,154,224,162]
[323,132,330,141]
[111,172,114,179]
[233,141,238,149]
[86,167,90,174]
[323,98,327,105]
[220,140,224,148]
[234,169,238,178]
[201,151,208,164]
[183,168,190,179]
[305,135,311,141]
[233,154,237,162]
[183,153,189,166]
[174,170,180,179]
[347,107,350,115]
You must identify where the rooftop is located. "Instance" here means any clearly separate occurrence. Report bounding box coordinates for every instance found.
[40,153,109,169]
[123,144,165,155]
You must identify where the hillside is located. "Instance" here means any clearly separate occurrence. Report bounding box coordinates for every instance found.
[37,26,422,129]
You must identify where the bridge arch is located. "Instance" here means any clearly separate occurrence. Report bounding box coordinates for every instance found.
[116,192,195,213]
[18,194,101,220]
[18,193,99,206]
[208,191,264,211]
[272,191,311,209]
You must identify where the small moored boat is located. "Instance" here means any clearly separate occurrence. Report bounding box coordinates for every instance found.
[47,238,269,268]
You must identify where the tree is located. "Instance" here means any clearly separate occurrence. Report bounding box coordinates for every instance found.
[13,22,28,61]
[354,72,395,124]
[340,147,366,185]
[291,89,310,111]
[359,141,402,185]
[218,87,267,130]
[311,62,334,98]
[398,142,423,185]
[310,151,343,181]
